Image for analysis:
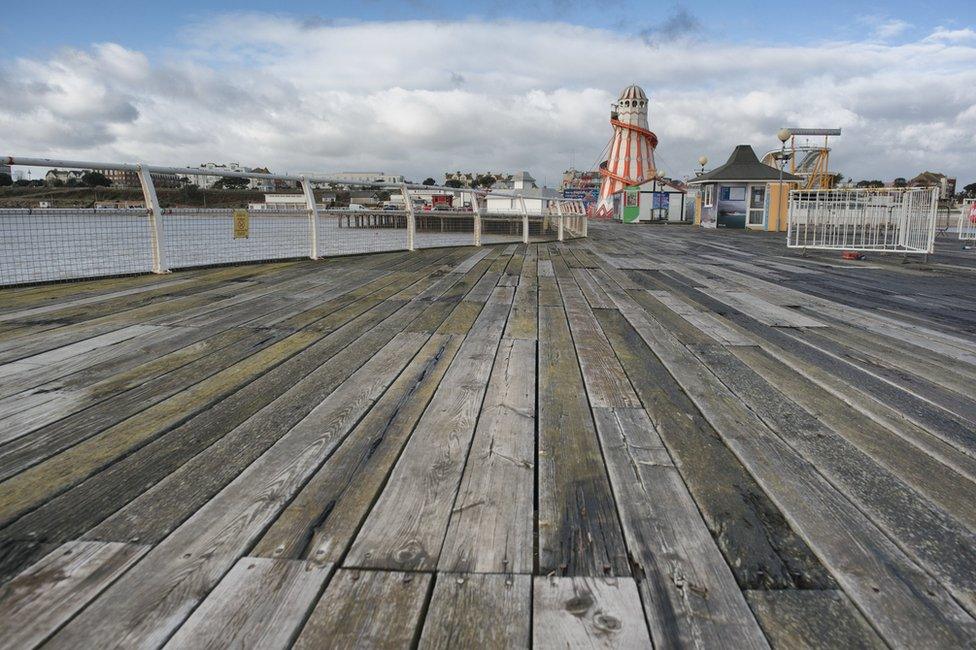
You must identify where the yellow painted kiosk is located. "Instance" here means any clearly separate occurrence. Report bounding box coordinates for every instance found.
[689,145,802,231]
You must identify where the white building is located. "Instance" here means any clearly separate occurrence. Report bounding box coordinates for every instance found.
[188,162,247,188]
[45,169,85,185]
[301,171,405,188]
[485,188,563,215]
[484,171,561,214]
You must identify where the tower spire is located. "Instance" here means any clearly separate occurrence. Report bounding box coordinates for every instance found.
[595,84,657,218]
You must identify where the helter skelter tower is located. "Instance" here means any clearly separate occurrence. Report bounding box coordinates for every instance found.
[595,84,658,218]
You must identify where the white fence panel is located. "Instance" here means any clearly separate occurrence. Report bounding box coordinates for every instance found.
[163,209,309,268]
[0,156,589,286]
[959,199,976,241]
[0,209,154,285]
[788,188,938,254]
[319,210,410,256]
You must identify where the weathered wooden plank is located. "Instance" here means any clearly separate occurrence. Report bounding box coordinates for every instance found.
[789,327,976,428]
[701,289,826,328]
[344,288,512,571]
[453,247,493,274]
[648,289,755,346]
[745,590,885,650]
[438,338,535,574]
[68,266,476,549]
[0,330,317,525]
[504,247,538,340]
[654,269,976,478]
[692,343,976,614]
[46,333,429,648]
[616,302,976,646]
[560,282,640,408]
[532,576,652,648]
[164,557,333,650]
[293,569,431,649]
[0,276,278,363]
[5,263,466,546]
[0,324,164,383]
[0,325,253,444]
[0,541,148,649]
[419,573,531,648]
[592,407,768,648]
[537,303,628,577]
[251,333,464,563]
[571,268,614,309]
[732,345,976,528]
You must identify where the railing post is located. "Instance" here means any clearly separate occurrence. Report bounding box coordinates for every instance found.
[137,165,169,274]
[555,200,565,241]
[472,193,482,247]
[402,183,416,251]
[300,176,320,259]
[518,194,529,244]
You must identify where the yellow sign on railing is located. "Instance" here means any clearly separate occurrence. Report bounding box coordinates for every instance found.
[233,209,250,239]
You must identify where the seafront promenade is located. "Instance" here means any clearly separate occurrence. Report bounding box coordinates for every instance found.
[1,222,976,647]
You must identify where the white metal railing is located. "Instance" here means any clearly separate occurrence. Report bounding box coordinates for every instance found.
[787,187,938,254]
[0,156,586,286]
[959,198,976,241]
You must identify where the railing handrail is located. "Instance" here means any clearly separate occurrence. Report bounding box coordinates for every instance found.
[3,155,565,200]
[0,154,589,286]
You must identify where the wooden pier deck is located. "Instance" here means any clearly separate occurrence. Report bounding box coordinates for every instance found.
[1,222,976,648]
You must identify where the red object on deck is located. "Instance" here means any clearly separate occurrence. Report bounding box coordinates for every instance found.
[841,251,865,260]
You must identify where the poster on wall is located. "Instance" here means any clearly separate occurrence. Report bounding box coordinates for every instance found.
[720,186,746,201]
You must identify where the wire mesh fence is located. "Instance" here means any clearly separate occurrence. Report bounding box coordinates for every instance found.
[787,188,938,254]
[414,210,479,248]
[0,156,589,286]
[164,209,310,269]
[320,210,410,256]
[0,209,154,285]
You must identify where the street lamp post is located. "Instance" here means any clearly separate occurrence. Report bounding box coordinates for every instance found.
[776,128,791,226]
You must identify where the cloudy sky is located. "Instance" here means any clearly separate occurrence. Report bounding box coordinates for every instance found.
[2,1,975,186]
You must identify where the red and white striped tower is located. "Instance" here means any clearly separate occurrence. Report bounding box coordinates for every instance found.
[595,84,658,218]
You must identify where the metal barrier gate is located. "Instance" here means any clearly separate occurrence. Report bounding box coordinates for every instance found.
[787,187,938,254]
[960,199,976,241]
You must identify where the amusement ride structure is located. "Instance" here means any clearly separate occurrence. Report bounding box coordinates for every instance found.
[594,85,658,218]
[761,128,842,189]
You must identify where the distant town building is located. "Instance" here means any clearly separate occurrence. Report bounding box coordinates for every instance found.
[45,169,85,185]
[482,171,561,215]
[444,171,513,188]
[560,169,601,191]
[93,169,179,188]
[248,167,275,192]
[97,169,140,187]
[910,171,957,200]
[490,171,538,191]
[300,171,404,189]
[188,162,247,188]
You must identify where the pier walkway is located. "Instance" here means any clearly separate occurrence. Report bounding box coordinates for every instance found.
[1,222,976,647]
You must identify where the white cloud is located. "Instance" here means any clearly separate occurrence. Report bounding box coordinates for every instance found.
[873,18,911,40]
[924,27,976,43]
[1,15,975,185]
